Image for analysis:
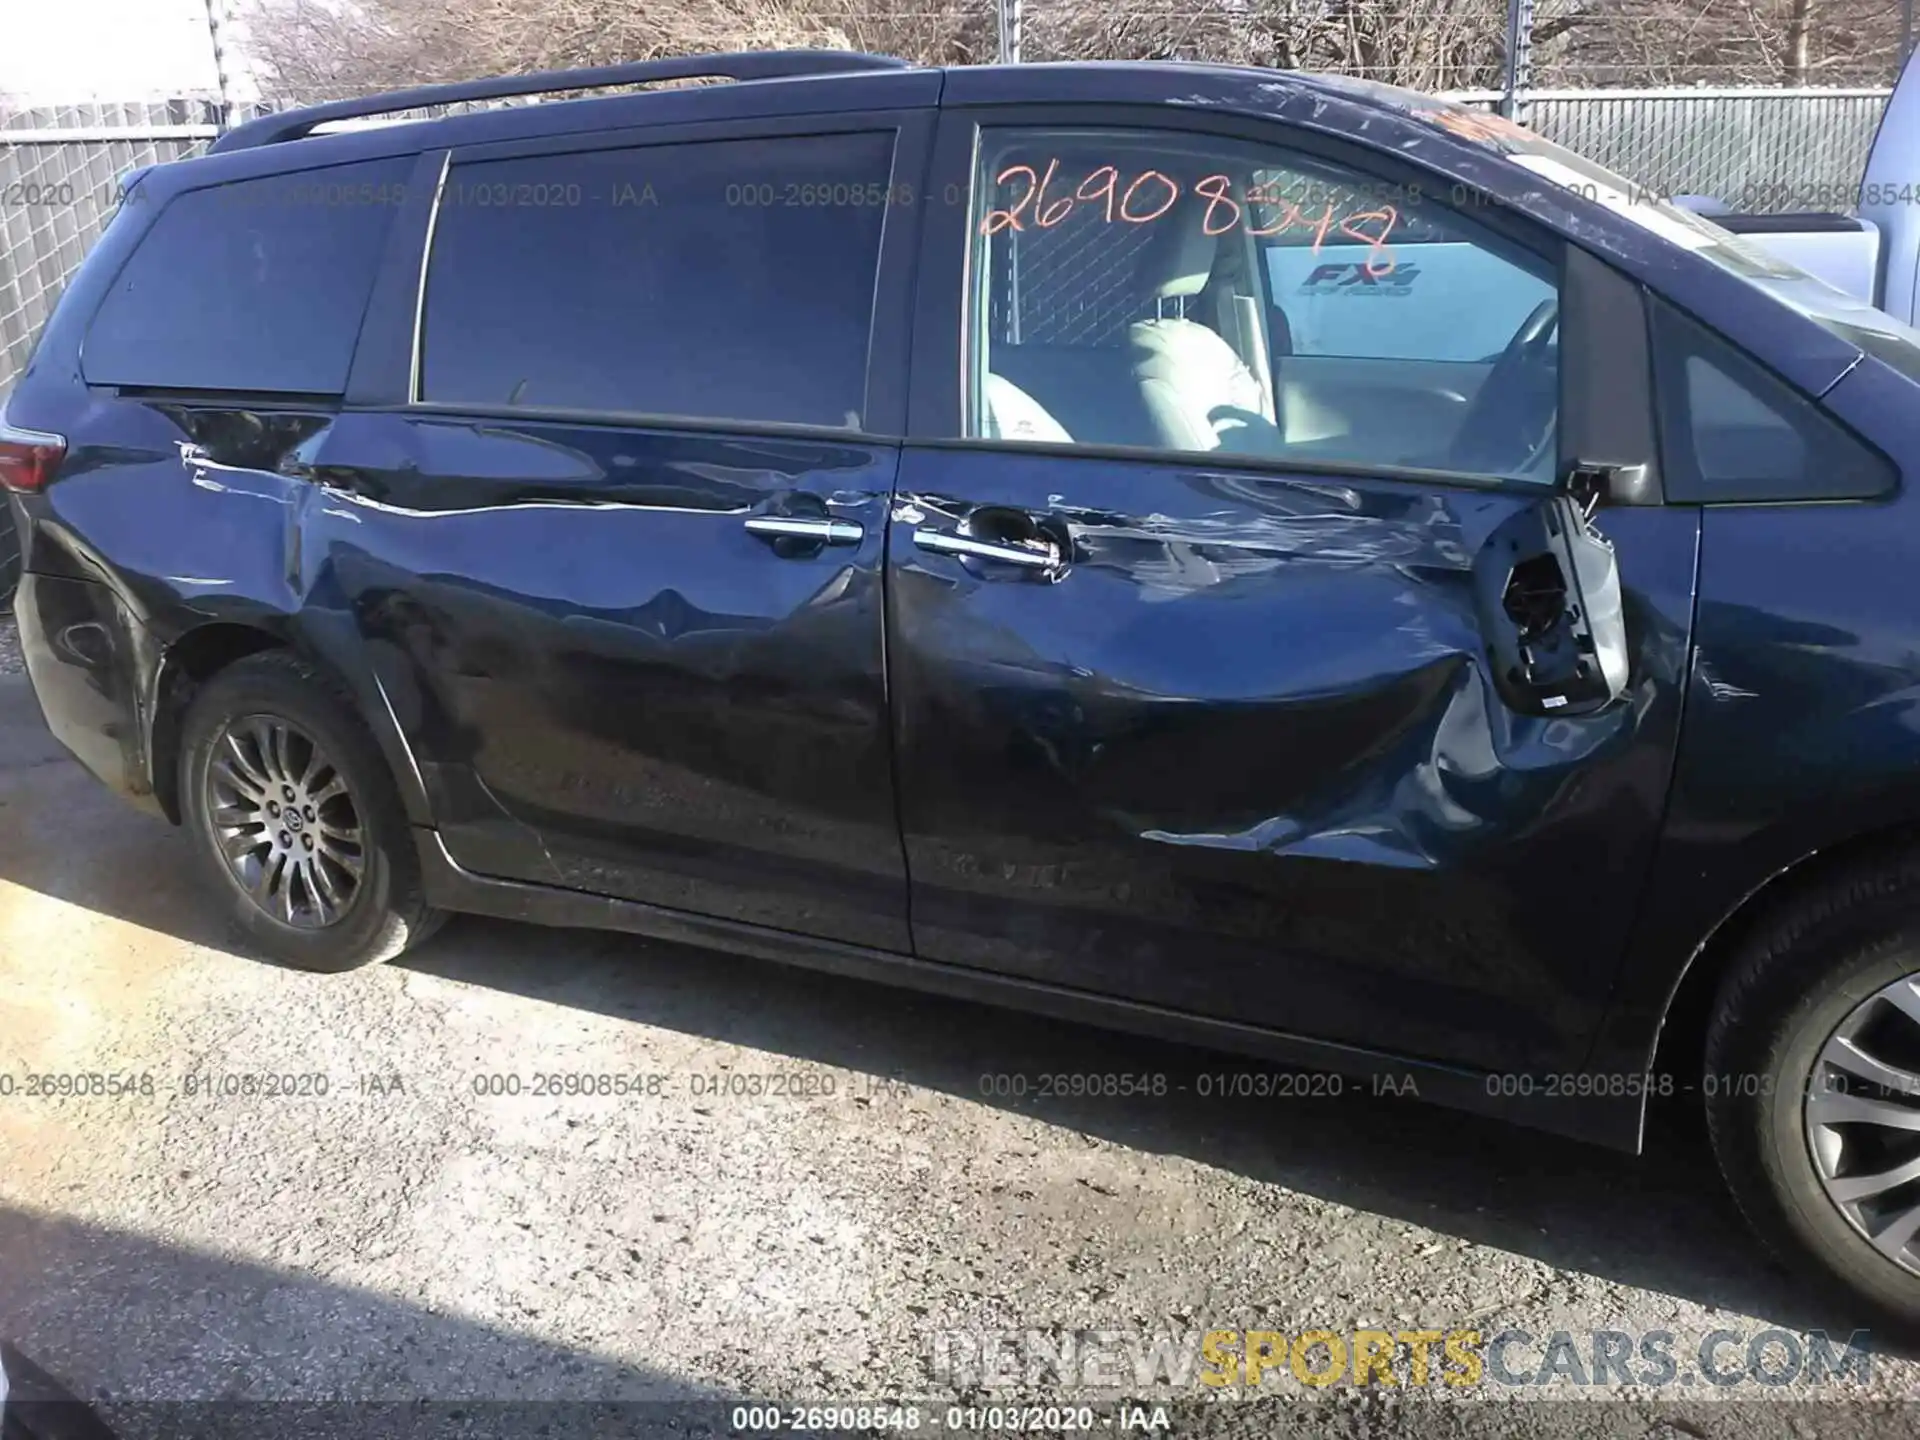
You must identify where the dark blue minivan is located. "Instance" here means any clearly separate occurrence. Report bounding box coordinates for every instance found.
[10,49,1920,1324]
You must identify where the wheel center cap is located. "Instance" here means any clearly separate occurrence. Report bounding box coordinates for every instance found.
[286,809,304,832]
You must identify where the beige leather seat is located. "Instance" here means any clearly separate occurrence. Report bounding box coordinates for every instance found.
[1127,207,1282,456]
[982,373,1072,444]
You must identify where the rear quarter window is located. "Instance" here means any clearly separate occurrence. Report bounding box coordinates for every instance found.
[82,156,412,395]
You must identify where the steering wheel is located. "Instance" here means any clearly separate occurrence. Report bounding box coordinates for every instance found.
[1446,298,1559,477]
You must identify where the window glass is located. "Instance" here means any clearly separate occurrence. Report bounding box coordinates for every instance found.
[84,157,411,394]
[1380,106,1920,383]
[421,132,894,429]
[1651,299,1895,502]
[1255,170,1550,363]
[966,128,1561,482]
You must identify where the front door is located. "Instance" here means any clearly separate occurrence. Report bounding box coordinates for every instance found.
[313,114,929,953]
[887,111,1699,1072]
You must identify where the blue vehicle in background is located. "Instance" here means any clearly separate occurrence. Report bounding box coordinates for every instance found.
[11,50,1920,1329]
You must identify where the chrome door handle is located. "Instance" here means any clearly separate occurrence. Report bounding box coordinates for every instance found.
[745,516,864,546]
[913,528,1059,570]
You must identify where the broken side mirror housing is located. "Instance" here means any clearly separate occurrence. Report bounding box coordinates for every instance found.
[1471,489,1629,718]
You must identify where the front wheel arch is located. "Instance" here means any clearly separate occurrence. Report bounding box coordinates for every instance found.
[1702,849,1920,1327]
[1652,822,1920,1112]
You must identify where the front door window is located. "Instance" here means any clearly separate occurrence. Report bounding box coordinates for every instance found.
[965,127,1561,482]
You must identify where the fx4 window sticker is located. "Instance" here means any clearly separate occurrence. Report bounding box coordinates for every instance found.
[1297,260,1422,297]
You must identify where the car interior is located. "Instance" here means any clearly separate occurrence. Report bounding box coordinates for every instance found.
[972,136,1562,482]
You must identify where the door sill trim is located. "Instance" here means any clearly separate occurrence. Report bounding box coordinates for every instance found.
[411,827,1642,1152]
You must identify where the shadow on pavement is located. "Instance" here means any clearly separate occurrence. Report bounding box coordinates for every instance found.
[0,676,1881,1352]
[397,913,1845,1333]
[0,1205,724,1437]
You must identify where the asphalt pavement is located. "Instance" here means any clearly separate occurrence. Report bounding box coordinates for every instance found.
[0,669,1916,1438]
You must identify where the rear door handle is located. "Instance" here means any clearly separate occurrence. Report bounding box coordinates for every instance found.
[913,528,1059,570]
[744,516,864,546]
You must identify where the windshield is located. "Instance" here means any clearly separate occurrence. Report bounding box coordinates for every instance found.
[1323,78,1920,384]
[1502,138,1920,385]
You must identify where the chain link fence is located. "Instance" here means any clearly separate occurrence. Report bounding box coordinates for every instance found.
[0,101,222,394]
[0,71,1898,393]
[1527,87,1892,210]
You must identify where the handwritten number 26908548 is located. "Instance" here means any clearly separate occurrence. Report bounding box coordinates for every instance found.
[979,159,1401,278]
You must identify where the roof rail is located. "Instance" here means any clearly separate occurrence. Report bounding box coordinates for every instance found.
[208,49,911,154]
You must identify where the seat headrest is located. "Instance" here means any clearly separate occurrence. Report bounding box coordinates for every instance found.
[1132,199,1219,302]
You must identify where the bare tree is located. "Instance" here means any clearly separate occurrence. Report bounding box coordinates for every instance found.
[1020,1,1515,91]
[242,0,1913,99]
[245,0,989,98]
[1535,0,1906,86]
[1786,0,1816,83]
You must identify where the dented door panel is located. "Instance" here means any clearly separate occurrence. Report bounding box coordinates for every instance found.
[888,445,1699,1071]
[302,409,910,953]
[25,396,911,952]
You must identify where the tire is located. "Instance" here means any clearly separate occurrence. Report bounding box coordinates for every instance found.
[178,649,446,972]
[0,498,21,606]
[1705,852,1920,1330]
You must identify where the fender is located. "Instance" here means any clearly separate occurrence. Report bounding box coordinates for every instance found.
[1585,493,1920,1143]
[18,398,440,831]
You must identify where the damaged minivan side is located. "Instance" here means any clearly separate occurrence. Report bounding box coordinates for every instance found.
[11,50,1920,1326]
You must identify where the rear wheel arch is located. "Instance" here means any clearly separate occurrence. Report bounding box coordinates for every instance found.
[0,500,21,605]
[148,621,429,830]
[176,647,447,969]
[149,622,290,822]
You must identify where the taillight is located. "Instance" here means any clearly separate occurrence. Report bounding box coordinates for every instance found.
[0,418,67,493]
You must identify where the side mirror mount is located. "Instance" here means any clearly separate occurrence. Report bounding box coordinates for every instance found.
[1565,459,1657,510]
[1471,492,1629,718]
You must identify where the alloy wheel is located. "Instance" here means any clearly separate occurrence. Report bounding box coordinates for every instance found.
[1806,973,1920,1275]
[204,714,365,929]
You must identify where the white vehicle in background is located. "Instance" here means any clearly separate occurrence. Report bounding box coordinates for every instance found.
[1702,48,1920,315]
[1262,59,1920,359]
